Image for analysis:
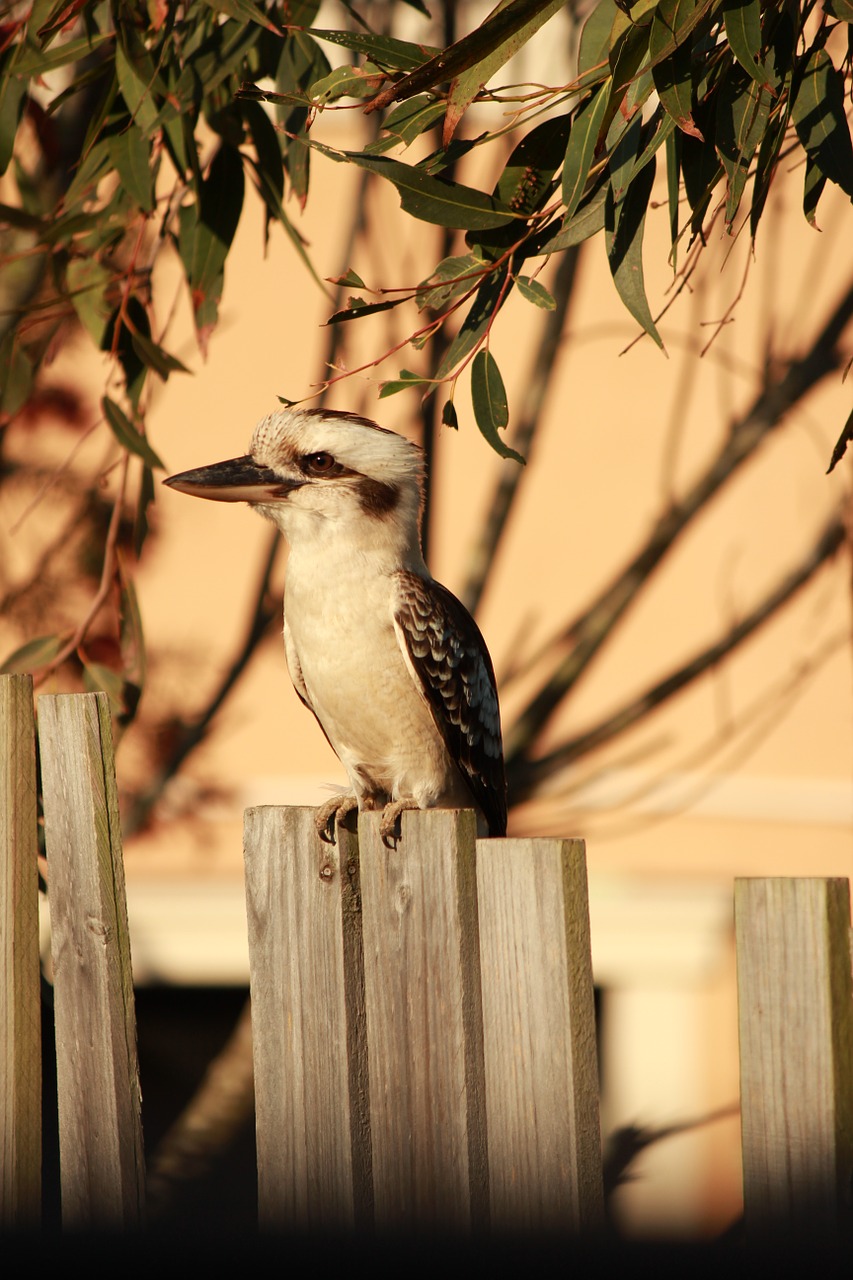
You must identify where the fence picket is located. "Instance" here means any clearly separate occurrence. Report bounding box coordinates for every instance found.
[243,805,371,1230]
[477,836,603,1232]
[357,808,489,1232]
[0,675,41,1227]
[735,877,853,1235]
[37,692,145,1230]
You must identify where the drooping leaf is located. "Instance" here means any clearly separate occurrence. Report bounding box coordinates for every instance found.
[320,148,518,230]
[379,369,436,398]
[471,349,524,463]
[66,258,113,345]
[650,20,700,137]
[515,275,556,309]
[1,634,63,675]
[416,253,484,311]
[605,117,664,348]
[328,268,366,289]
[791,47,853,201]
[435,265,510,379]
[442,400,459,429]
[309,63,385,105]
[364,96,446,155]
[802,157,828,229]
[723,0,768,87]
[108,122,154,212]
[647,0,722,70]
[715,67,771,227]
[0,334,33,416]
[0,66,27,176]
[531,179,608,254]
[310,28,440,71]
[364,0,572,116]
[442,0,566,146]
[179,143,245,334]
[562,85,609,220]
[200,0,281,33]
[102,396,165,470]
[326,296,405,323]
[827,406,853,474]
[130,331,190,379]
[578,0,617,76]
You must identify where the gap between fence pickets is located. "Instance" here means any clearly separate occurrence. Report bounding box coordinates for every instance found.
[37,691,145,1232]
[735,876,853,1238]
[243,804,604,1235]
[0,674,41,1229]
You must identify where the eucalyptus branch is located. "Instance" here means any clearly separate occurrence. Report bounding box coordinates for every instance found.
[510,510,845,798]
[459,243,581,615]
[504,275,853,765]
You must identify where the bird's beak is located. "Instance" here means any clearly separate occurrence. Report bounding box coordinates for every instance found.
[163,455,302,503]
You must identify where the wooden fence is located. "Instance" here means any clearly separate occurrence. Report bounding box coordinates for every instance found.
[2,675,853,1238]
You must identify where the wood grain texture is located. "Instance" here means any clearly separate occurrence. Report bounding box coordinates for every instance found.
[37,693,145,1229]
[357,808,488,1232]
[0,675,41,1227]
[243,806,371,1230]
[477,837,603,1232]
[736,877,853,1233]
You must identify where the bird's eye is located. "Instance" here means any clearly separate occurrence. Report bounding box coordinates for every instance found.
[303,451,336,475]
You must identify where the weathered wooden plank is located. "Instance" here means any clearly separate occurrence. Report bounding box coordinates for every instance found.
[37,692,145,1230]
[243,806,371,1230]
[736,877,853,1234]
[0,675,41,1227]
[358,808,488,1232]
[477,836,603,1232]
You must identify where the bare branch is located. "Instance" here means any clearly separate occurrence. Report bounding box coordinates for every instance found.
[510,510,845,799]
[504,276,853,765]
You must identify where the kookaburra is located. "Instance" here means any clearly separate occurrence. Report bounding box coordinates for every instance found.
[164,408,507,842]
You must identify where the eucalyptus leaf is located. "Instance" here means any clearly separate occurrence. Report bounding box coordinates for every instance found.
[102,396,166,470]
[471,349,524,463]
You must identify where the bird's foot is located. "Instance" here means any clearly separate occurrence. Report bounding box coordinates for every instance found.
[316,793,359,844]
[380,798,420,847]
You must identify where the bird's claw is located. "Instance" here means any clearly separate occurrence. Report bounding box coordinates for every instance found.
[379,799,418,848]
[315,794,359,844]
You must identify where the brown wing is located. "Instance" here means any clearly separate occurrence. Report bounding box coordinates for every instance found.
[393,570,507,837]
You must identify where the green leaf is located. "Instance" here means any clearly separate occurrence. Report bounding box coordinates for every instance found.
[646,0,722,70]
[605,118,664,348]
[723,0,768,87]
[108,123,154,212]
[310,28,439,71]
[102,396,165,470]
[650,19,701,137]
[326,149,517,230]
[364,96,446,154]
[562,84,609,220]
[515,275,556,309]
[442,400,459,430]
[328,269,366,289]
[379,369,436,397]
[200,0,281,32]
[578,0,617,76]
[471,350,524,463]
[366,0,572,115]
[0,334,33,416]
[529,180,608,253]
[435,266,509,379]
[115,38,160,137]
[802,156,827,229]
[443,0,566,145]
[715,67,771,227]
[179,143,245,332]
[66,258,113,345]
[130,331,190,379]
[827,406,853,474]
[791,47,853,200]
[0,68,26,176]
[1,634,63,675]
[310,63,385,105]
[326,296,405,323]
[416,253,484,311]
